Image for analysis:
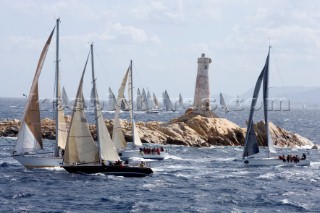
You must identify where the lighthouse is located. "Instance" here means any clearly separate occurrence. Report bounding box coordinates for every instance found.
[193,53,217,117]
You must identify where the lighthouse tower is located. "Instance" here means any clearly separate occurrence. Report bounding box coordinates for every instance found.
[193,53,217,117]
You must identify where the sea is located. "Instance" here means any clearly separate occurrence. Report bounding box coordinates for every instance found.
[1,97,320,212]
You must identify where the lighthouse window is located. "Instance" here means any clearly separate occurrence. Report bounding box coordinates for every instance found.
[204,65,208,69]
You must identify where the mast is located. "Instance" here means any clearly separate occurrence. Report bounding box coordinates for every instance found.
[91,43,102,164]
[54,18,60,157]
[130,60,135,148]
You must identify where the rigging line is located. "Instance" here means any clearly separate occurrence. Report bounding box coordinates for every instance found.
[60,24,82,73]
[270,46,290,102]
[269,46,294,129]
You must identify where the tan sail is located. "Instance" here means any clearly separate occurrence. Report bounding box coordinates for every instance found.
[64,56,99,165]
[112,68,130,149]
[14,29,55,154]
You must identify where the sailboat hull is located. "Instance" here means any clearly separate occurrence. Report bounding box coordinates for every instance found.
[118,150,141,160]
[243,158,310,166]
[13,155,62,168]
[62,165,153,177]
[118,149,169,160]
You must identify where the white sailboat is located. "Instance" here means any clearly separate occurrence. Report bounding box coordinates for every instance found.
[62,87,70,109]
[120,96,130,111]
[153,93,160,111]
[219,93,229,113]
[178,93,185,110]
[146,90,159,113]
[136,88,142,111]
[13,19,67,168]
[108,87,116,111]
[141,88,148,111]
[242,47,310,166]
[162,90,174,111]
[113,61,168,160]
[62,44,153,177]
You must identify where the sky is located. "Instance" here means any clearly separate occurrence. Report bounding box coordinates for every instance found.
[1,0,320,101]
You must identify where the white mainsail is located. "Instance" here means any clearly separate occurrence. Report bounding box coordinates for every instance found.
[141,88,147,111]
[56,80,67,152]
[108,87,116,111]
[121,96,130,111]
[136,88,142,111]
[219,93,229,112]
[90,44,119,162]
[64,55,99,165]
[128,64,142,147]
[146,90,153,111]
[14,29,55,155]
[163,90,173,111]
[112,69,130,149]
[61,87,69,107]
[178,93,184,110]
[153,93,159,109]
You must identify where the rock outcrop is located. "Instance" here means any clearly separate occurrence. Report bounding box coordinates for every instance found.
[0,113,314,148]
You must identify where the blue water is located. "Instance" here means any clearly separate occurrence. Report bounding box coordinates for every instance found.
[1,98,320,212]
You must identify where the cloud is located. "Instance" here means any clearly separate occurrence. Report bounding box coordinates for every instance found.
[99,23,161,45]
[130,0,185,24]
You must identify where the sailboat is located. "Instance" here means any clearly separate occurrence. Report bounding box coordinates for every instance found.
[120,96,130,111]
[12,19,67,168]
[136,88,142,111]
[140,88,148,111]
[113,61,168,160]
[242,47,310,166]
[146,90,159,114]
[107,87,116,111]
[62,87,70,109]
[178,93,185,110]
[219,93,229,113]
[162,90,174,111]
[153,93,160,111]
[61,44,153,177]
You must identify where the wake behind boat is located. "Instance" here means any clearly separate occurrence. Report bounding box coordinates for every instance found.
[242,46,310,167]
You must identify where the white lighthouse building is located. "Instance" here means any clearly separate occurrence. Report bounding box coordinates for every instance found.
[193,53,216,117]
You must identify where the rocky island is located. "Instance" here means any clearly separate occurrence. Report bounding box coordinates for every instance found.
[0,111,314,148]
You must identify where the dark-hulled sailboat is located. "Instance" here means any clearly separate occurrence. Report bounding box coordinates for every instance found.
[61,44,153,177]
[242,46,310,166]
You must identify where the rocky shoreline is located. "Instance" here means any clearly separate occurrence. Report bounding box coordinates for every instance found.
[0,113,314,148]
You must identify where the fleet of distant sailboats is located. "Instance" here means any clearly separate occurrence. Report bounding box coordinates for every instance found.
[11,19,312,178]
